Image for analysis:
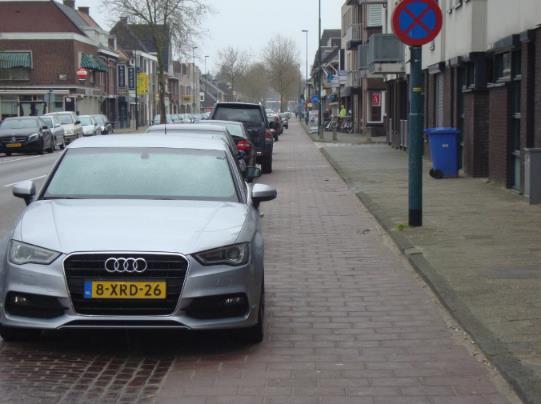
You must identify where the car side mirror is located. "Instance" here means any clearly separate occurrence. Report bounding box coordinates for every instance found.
[245,166,261,183]
[252,183,277,209]
[42,125,49,130]
[13,180,36,205]
[75,120,81,125]
[55,124,61,128]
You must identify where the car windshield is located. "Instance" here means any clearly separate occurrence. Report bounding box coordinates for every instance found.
[42,147,238,201]
[214,107,262,124]
[41,117,53,128]
[0,119,39,129]
[57,114,74,125]
[79,117,93,126]
[94,116,105,124]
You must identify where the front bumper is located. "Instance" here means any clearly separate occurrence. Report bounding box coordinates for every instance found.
[0,138,43,153]
[0,252,262,331]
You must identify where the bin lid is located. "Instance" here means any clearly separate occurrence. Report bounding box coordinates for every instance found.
[425,127,460,135]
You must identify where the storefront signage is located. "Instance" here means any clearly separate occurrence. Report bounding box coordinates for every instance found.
[371,92,381,107]
[118,65,126,88]
[76,68,88,81]
[128,67,136,90]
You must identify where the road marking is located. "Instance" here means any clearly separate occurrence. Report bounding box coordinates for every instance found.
[0,155,44,165]
[3,175,47,188]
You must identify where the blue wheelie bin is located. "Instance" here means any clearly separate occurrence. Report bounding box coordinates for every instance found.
[425,128,460,179]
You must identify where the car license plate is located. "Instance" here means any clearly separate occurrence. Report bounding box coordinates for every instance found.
[84,280,167,299]
[6,143,22,148]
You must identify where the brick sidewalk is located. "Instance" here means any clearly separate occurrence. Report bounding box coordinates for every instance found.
[156,122,514,403]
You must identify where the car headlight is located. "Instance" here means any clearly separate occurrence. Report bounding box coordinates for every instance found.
[9,240,60,265]
[28,133,40,141]
[194,243,249,266]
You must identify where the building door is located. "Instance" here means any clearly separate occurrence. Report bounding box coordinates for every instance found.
[65,97,76,112]
[510,51,522,190]
[435,73,444,127]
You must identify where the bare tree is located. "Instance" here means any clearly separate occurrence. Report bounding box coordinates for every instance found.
[238,63,270,103]
[216,47,248,100]
[105,0,208,124]
[263,35,300,112]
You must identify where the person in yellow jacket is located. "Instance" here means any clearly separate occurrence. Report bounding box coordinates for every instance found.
[338,105,347,129]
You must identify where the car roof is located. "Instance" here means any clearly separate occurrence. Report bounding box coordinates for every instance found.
[206,120,242,126]
[147,124,226,133]
[45,112,73,115]
[4,116,38,120]
[66,134,229,151]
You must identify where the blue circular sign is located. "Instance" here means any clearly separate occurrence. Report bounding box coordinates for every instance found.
[392,0,443,47]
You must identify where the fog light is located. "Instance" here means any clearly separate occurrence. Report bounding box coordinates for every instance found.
[224,297,244,306]
[13,295,30,305]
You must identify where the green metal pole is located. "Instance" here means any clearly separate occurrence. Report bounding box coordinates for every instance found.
[409,46,424,227]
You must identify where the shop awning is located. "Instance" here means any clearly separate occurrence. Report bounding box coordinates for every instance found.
[81,53,108,72]
[0,52,31,69]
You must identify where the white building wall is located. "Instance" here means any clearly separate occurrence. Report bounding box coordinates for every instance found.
[487,0,541,48]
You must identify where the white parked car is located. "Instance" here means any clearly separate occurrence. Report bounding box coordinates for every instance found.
[79,115,101,136]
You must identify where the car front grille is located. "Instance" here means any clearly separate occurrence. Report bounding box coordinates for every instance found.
[64,253,189,316]
[1,135,28,144]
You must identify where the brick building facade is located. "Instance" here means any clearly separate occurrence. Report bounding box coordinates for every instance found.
[0,0,121,123]
[381,0,541,196]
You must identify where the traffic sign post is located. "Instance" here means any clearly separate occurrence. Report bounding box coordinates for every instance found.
[392,0,442,227]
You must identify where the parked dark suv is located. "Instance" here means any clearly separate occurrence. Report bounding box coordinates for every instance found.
[211,102,273,173]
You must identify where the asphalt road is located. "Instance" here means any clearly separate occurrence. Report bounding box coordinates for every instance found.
[0,151,60,240]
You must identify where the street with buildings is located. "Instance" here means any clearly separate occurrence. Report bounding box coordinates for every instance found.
[0,0,540,403]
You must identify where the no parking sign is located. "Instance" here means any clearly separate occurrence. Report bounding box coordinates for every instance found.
[392,0,442,47]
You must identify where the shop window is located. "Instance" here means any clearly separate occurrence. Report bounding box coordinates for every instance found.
[0,68,29,81]
[0,96,18,119]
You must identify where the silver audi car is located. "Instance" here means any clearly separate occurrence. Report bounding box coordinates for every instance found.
[0,135,277,343]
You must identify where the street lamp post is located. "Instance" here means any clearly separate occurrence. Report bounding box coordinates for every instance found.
[204,55,209,112]
[192,46,198,114]
[318,0,323,139]
[301,29,308,121]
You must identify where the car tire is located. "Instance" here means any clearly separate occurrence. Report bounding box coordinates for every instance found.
[38,139,45,155]
[47,137,54,153]
[0,326,41,342]
[238,280,264,344]
[60,137,66,150]
[261,154,272,174]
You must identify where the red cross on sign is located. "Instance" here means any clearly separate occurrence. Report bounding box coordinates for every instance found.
[392,0,443,47]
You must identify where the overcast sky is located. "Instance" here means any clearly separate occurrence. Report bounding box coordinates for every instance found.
[81,0,342,76]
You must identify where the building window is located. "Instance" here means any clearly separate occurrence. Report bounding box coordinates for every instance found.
[366,4,383,27]
[0,68,29,81]
[494,52,511,82]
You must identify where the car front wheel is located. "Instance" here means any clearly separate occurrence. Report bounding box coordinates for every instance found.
[0,326,41,342]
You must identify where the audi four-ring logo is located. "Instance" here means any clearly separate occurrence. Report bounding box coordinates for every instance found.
[104,257,148,273]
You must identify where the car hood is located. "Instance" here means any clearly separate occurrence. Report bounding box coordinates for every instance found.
[0,128,37,137]
[14,199,249,255]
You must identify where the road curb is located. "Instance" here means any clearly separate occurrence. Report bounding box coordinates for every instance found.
[319,145,540,404]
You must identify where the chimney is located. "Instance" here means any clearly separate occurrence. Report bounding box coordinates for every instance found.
[63,0,75,9]
[78,6,89,15]
[120,16,128,24]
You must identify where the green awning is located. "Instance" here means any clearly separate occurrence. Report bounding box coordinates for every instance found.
[0,52,31,69]
[81,53,108,72]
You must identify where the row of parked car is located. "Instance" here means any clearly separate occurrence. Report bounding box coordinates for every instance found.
[152,112,211,125]
[0,102,280,343]
[0,112,113,156]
